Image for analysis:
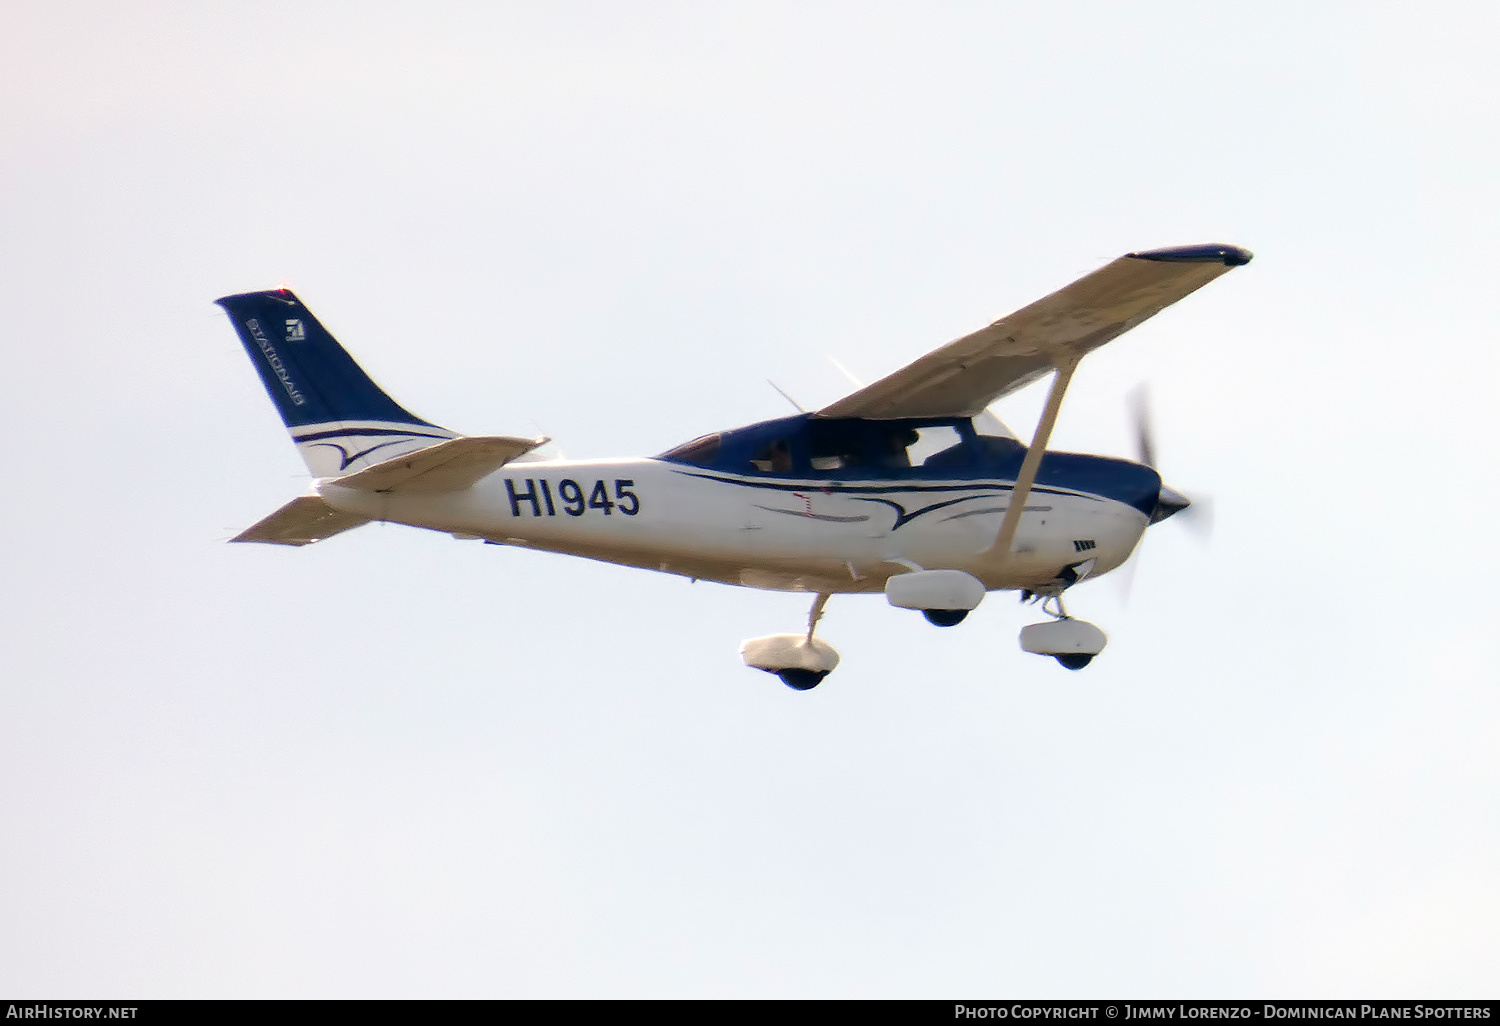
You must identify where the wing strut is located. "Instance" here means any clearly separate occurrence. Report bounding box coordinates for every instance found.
[988,355,1078,560]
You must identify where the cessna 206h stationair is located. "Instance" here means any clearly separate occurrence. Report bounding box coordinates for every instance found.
[220,243,1250,689]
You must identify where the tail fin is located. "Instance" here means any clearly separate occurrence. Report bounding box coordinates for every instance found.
[216,289,458,477]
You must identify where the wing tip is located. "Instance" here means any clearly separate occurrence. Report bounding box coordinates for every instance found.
[1127,243,1253,267]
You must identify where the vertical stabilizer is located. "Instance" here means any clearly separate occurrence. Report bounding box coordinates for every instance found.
[216,289,458,477]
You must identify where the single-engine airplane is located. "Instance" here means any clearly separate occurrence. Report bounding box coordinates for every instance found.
[219,243,1250,689]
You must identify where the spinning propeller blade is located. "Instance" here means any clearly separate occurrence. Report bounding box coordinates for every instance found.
[1129,385,1158,470]
[1128,386,1212,536]
[1117,386,1215,604]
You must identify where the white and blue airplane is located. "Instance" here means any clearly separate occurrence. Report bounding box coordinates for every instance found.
[219,243,1250,689]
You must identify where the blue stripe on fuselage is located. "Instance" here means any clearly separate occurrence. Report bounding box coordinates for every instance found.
[665,452,1160,518]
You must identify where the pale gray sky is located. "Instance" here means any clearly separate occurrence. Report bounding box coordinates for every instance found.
[2,1,1497,997]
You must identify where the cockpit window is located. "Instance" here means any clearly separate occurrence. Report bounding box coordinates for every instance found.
[876,427,920,468]
[808,437,860,471]
[805,422,864,472]
[909,424,963,467]
[662,418,990,475]
[750,438,794,473]
[659,433,721,467]
[803,421,957,474]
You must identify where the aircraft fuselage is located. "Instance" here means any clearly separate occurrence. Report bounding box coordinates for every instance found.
[318,449,1154,595]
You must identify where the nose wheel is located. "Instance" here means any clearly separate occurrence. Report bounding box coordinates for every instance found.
[1019,591,1107,670]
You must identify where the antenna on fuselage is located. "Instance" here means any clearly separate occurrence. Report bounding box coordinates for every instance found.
[827,355,864,389]
[767,380,806,413]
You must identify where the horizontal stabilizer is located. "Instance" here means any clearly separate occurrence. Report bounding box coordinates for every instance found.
[231,495,371,546]
[333,434,547,492]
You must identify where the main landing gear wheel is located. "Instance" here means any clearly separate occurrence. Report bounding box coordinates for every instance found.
[777,668,829,690]
[739,593,841,692]
[887,569,984,627]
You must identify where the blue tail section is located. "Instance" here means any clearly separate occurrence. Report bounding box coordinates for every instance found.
[218,289,459,478]
[216,289,436,430]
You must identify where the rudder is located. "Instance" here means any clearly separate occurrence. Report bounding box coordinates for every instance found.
[217,289,458,477]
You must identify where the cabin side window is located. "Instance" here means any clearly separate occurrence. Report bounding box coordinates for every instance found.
[749,438,794,473]
[909,424,966,467]
[805,421,962,473]
[874,426,920,468]
[804,422,868,472]
[807,436,860,471]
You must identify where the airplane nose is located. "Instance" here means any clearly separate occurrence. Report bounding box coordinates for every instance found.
[1150,484,1192,524]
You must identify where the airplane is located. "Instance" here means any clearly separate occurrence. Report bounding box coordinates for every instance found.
[218,242,1251,690]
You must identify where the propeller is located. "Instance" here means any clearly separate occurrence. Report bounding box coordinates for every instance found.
[1116,387,1214,603]
[1130,386,1158,471]
[1129,386,1213,538]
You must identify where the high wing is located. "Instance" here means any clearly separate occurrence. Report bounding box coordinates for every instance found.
[817,243,1252,420]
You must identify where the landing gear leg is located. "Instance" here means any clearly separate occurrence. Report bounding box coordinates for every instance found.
[806,592,830,642]
[779,593,832,689]
[1040,590,1069,620]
